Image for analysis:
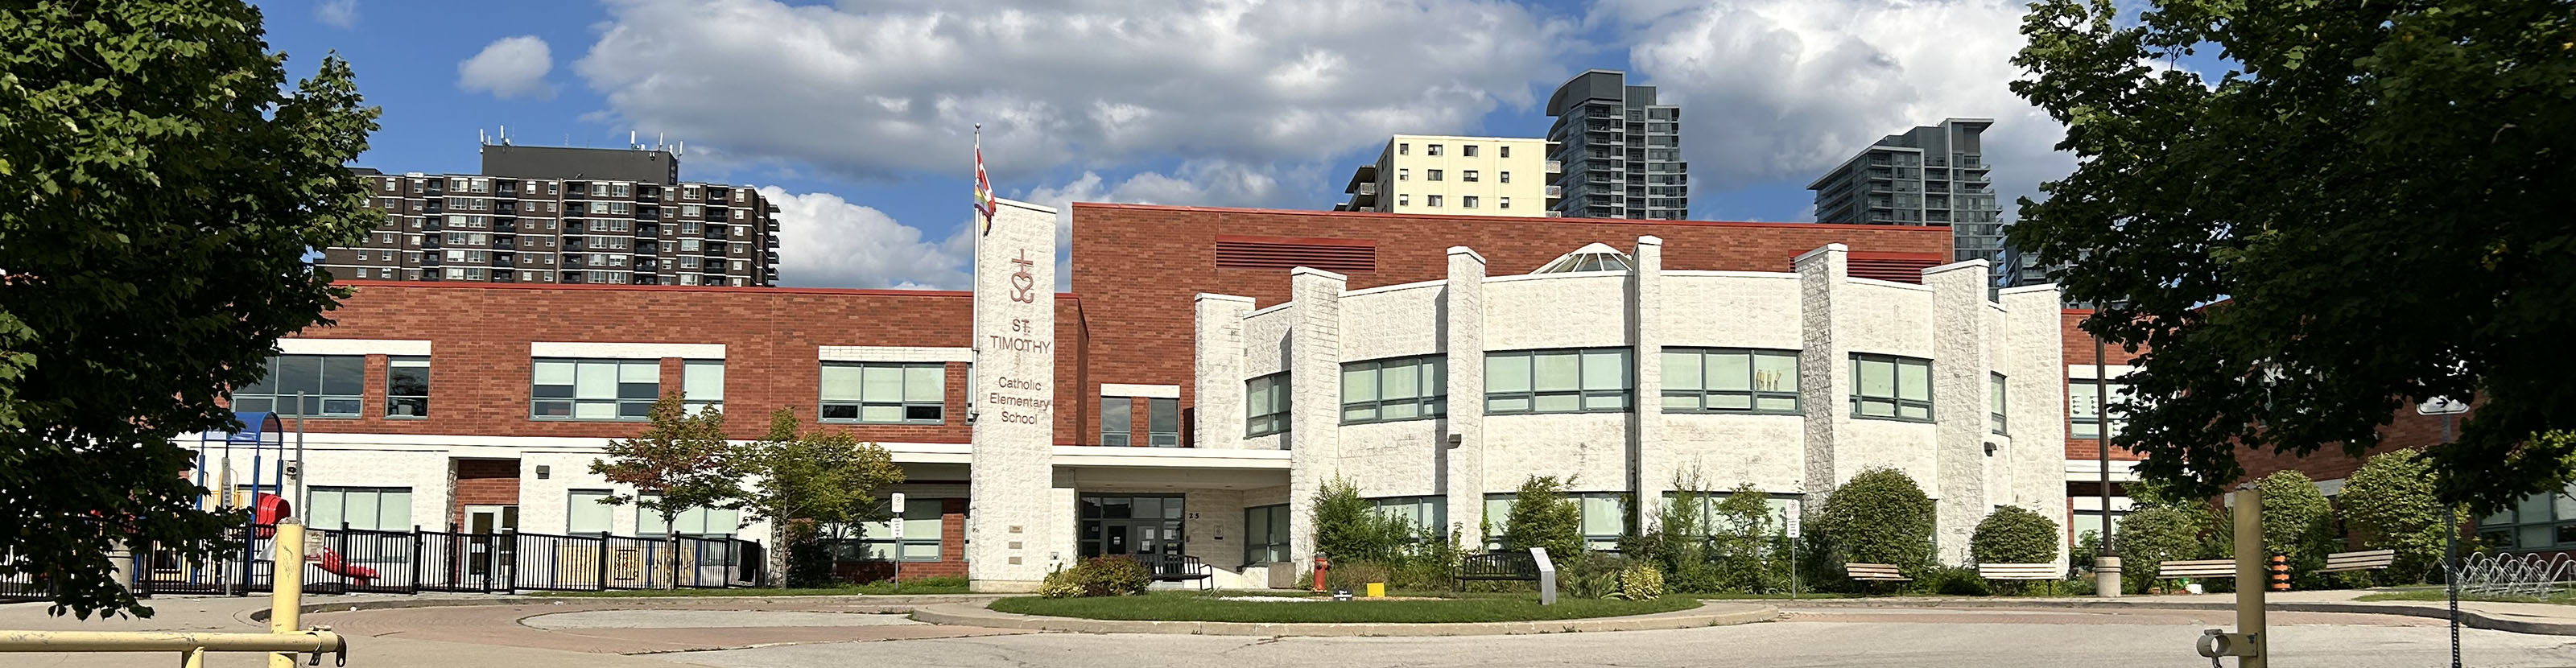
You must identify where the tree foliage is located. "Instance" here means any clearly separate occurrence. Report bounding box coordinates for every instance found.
[591,396,743,587]
[738,409,905,586]
[0,0,378,617]
[1970,505,2062,565]
[2336,449,2454,581]
[1504,476,1585,563]
[2117,505,2208,592]
[2256,470,2340,583]
[2011,0,2576,508]
[1816,468,1936,571]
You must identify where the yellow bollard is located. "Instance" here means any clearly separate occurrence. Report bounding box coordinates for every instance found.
[1365,582,1385,598]
[269,522,304,668]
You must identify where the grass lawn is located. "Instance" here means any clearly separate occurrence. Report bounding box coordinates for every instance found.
[2355,588,2576,605]
[537,578,972,597]
[987,591,1699,623]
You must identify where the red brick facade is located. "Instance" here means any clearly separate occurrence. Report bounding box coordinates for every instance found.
[450,459,520,530]
[2061,308,2148,464]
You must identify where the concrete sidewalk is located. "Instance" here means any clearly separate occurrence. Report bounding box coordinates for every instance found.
[0,596,683,668]
[1776,588,2576,635]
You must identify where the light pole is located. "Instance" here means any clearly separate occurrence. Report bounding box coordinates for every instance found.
[2094,330,2120,596]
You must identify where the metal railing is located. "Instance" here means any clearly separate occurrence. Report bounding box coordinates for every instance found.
[128,523,758,597]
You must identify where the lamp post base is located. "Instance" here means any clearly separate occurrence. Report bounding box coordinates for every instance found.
[2095,556,2124,597]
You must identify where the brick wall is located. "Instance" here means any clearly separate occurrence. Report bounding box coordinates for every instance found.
[2238,406,2468,482]
[451,459,520,530]
[831,497,971,582]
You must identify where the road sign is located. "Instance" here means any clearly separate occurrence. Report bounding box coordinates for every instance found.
[2417,396,2471,415]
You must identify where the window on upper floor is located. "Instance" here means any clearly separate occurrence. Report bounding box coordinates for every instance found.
[1426,169,1443,182]
[1499,171,1510,183]
[1342,355,1447,424]
[530,357,658,421]
[1147,397,1179,447]
[1990,373,2008,435]
[234,354,364,418]
[1500,146,1511,159]
[1662,348,1798,414]
[1850,353,1933,422]
[1427,144,1444,156]
[1397,194,1411,207]
[819,361,943,424]
[386,356,430,419]
[1100,398,1132,446]
[1397,168,1409,181]
[1463,145,1479,157]
[1246,373,1290,437]
[1463,196,1480,208]
[1427,195,1444,208]
[1397,142,1409,155]
[2070,378,2128,439]
[1499,196,1512,209]
[683,360,724,414]
[1486,348,1631,414]
[1463,170,1480,182]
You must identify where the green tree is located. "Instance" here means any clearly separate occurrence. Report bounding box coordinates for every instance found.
[737,410,905,587]
[1970,505,2062,565]
[1504,476,1584,563]
[1817,468,1936,572]
[1308,477,1418,563]
[1709,483,1790,593]
[2337,449,2456,581]
[0,1,378,617]
[591,395,743,588]
[2010,0,2576,508]
[2256,470,2339,585]
[2116,505,2208,593]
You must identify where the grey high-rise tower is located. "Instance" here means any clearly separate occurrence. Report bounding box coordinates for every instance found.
[1806,118,2005,284]
[1546,70,1687,220]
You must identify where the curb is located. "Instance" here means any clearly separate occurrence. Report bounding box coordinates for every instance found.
[251,593,1005,621]
[1775,597,2576,637]
[909,600,1777,637]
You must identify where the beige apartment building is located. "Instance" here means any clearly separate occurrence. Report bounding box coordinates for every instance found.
[1336,135,1563,216]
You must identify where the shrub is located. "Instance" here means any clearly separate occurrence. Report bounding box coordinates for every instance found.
[1311,478,1420,563]
[1817,468,1937,574]
[2336,449,2451,583]
[1505,476,1587,564]
[1067,556,1150,597]
[1038,569,1081,599]
[1560,552,1631,600]
[1912,564,1991,596]
[2256,470,2341,588]
[2116,505,2207,593]
[1321,560,1392,592]
[1971,505,2062,565]
[1610,563,1666,600]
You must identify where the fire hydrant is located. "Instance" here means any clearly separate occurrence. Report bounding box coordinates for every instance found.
[1311,555,1331,592]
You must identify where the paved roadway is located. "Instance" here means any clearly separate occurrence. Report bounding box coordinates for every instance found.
[672,607,2576,668]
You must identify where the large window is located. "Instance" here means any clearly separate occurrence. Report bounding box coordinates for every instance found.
[683,360,724,413]
[1245,505,1291,566]
[1146,397,1179,447]
[636,497,741,537]
[839,498,943,561]
[1849,353,1933,422]
[1368,496,1447,532]
[2070,379,2128,439]
[530,358,658,420]
[306,487,412,531]
[386,356,430,419]
[234,355,364,418]
[2478,486,2576,550]
[1989,373,2008,435]
[567,489,613,534]
[1246,373,1290,437]
[1662,491,1795,537]
[1100,397,1132,446]
[1661,348,1798,414]
[1342,356,1447,424]
[1482,492,1629,550]
[819,362,943,423]
[1485,348,1632,414]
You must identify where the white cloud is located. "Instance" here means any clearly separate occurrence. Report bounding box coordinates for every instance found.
[574,0,1573,181]
[762,188,971,289]
[1600,0,2070,219]
[315,0,358,28]
[456,35,555,101]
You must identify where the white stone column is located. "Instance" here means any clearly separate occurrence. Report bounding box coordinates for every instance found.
[1442,247,1488,544]
[1284,268,1346,567]
[1629,236,1666,525]
[1926,260,1992,565]
[1999,283,2072,567]
[1195,294,1256,450]
[968,198,1060,592]
[1794,244,1851,502]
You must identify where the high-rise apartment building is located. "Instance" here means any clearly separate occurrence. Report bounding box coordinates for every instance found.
[322,144,781,287]
[1334,134,1560,216]
[1546,70,1687,220]
[1806,118,2006,284]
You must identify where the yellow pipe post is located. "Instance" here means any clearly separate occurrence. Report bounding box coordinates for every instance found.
[2235,487,2267,668]
[269,521,304,668]
[0,629,345,653]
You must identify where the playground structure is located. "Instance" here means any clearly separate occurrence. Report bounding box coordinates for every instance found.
[0,522,349,667]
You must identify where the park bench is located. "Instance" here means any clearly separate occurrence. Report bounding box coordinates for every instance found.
[1451,550,1540,596]
[2322,549,2397,573]
[1134,554,1213,591]
[2157,559,2238,581]
[1975,563,2059,581]
[1847,563,1911,583]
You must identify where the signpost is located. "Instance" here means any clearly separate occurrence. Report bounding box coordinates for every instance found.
[2417,396,2470,668]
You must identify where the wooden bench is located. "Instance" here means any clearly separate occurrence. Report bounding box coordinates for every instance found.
[2157,559,2239,579]
[1451,550,1539,596]
[1134,554,1213,591]
[2322,549,2396,573]
[1847,563,1910,583]
[1976,563,2059,581]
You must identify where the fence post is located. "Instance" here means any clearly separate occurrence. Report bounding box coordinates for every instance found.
[596,536,609,592]
[409,526,422,594]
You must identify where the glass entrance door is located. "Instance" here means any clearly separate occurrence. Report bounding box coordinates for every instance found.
[464,505,518,578]
[1079,494,1184,559]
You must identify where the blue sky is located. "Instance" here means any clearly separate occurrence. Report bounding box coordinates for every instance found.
[256,0,2145,290]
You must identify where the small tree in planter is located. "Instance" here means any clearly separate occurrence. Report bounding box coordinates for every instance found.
[592,395,744,588]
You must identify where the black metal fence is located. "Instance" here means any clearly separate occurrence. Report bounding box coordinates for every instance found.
[122,524,762,597]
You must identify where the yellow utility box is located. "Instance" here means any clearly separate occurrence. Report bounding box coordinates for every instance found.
[1364,583,1385,598]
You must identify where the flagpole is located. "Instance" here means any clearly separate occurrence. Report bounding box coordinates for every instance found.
[969,124,982,427]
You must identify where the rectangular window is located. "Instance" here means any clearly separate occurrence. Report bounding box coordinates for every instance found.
[386,356,430,419]
[529,357,658,420]
[567,489,613,534]
[1342,355,1447,423]
[1485,348,1632,414]
[1500,146,1511,158]
[1463,196,1479,208]
[1463,170,1479,182]
[306,486,412,531]
[1990,373,2008,435]
[2070,379,2127,439]
[683,360,724,413]
[1850,353,1934,421]
[1368,496,1447,532]
[1427,195,1443,208]
[1397,168,1409,181]
[1426,169,1443,182]
[819,362,943,423]
[233,355,364,418]
[844,498,943,561]
[1397,194,1410,207]
[1427,144,1443,156]
[1100,397,1132,447]
[1146,397,1179,447]
[1499,171,1510,183]
[1480,493,1626,550]
[1244,504,1291,566]
[1245,373,1290,437]
[1661,348,1799,414]
[1463,145,1479,157]
[637,497,741,536]
[1499,196,1511,209]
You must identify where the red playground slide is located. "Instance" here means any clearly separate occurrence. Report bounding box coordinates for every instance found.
[249,493,378,584]
[316,549,378,585]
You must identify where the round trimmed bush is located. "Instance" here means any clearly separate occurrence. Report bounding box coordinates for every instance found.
[1818,468,1936,572]
[2116,505,2206,593]
[2256,470,2339,587]
[2335,450,2447,582]
[1069,556,1150,597]
[1038,570,1081,599]
[1971,505,2062,564]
